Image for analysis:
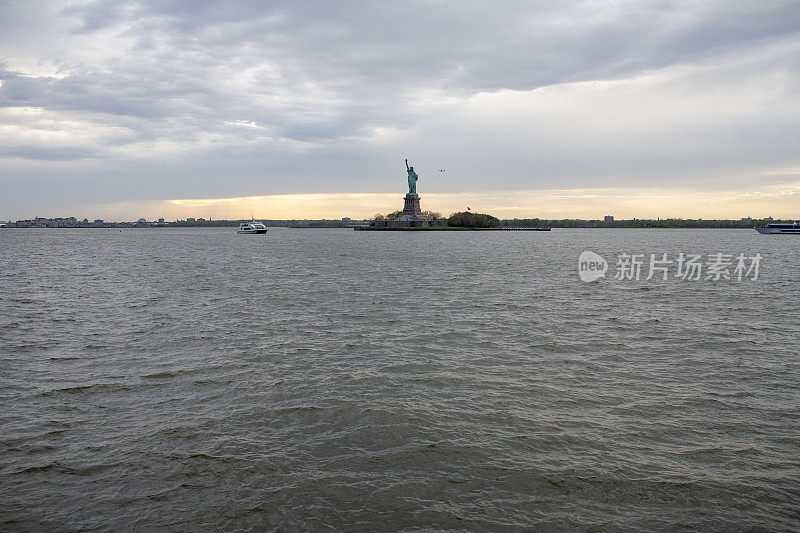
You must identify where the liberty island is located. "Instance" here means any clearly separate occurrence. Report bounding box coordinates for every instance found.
[355,159,549,230]
[366,159,448,229]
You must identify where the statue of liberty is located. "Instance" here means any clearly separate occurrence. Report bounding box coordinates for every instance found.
[405,158,418,195]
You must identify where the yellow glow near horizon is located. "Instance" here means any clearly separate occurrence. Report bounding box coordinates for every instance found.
[74,180,800,221]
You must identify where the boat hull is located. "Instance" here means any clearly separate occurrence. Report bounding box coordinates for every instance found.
[755,227,800,234]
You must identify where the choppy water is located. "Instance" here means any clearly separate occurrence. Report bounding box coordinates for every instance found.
[1,227,798,531]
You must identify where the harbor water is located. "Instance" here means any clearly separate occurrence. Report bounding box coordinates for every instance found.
[1,228,798,531]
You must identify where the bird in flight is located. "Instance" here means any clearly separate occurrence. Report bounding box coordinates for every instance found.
[437,169,446,172]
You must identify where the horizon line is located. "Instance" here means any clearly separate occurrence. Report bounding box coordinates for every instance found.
[2,183,799,221]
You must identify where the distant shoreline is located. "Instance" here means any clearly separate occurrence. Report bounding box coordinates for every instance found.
[1,225,777,230]
[1,217,785,230]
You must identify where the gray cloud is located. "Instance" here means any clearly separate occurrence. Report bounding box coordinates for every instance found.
[0,0,799,216]
[5,1,798,138]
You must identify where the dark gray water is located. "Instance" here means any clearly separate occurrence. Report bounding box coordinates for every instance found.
[1,228,798,531]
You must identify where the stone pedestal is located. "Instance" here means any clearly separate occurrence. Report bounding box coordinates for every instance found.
[369,193,447,229]
[403,194,422,217]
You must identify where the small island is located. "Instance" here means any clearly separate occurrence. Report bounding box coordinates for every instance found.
[358,210,548,231]
[365,159,448,229]
[357,160,549,231]
[353,159,550,231]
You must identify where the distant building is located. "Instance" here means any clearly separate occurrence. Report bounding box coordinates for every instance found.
[158,218,165,223]
[137,218,147,224]
[741,217,752,223]
[342,217,351,222]
[604,215,614,222]
[94,219,103,224]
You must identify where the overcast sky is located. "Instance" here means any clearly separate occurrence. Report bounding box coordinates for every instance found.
[1,0,799,220]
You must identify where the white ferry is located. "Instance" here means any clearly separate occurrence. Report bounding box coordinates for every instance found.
[755,221,800,234]
[236,221,268,234]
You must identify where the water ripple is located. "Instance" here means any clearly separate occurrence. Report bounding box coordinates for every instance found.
[0,227,798,530]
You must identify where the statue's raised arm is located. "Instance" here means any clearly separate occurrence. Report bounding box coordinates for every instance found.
[405,158,410,172]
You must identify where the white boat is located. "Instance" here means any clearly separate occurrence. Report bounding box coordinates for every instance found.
[236,221,268,234]
[755,221,800,234]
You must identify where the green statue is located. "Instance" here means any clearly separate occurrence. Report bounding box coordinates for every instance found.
[405,158,418,195]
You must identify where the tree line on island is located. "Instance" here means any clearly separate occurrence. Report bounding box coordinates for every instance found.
[373,210,501,228]
[502,218,782,228]
[4,216,785,229]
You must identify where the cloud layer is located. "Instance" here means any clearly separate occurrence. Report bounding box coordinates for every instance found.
[1,0,799,218]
